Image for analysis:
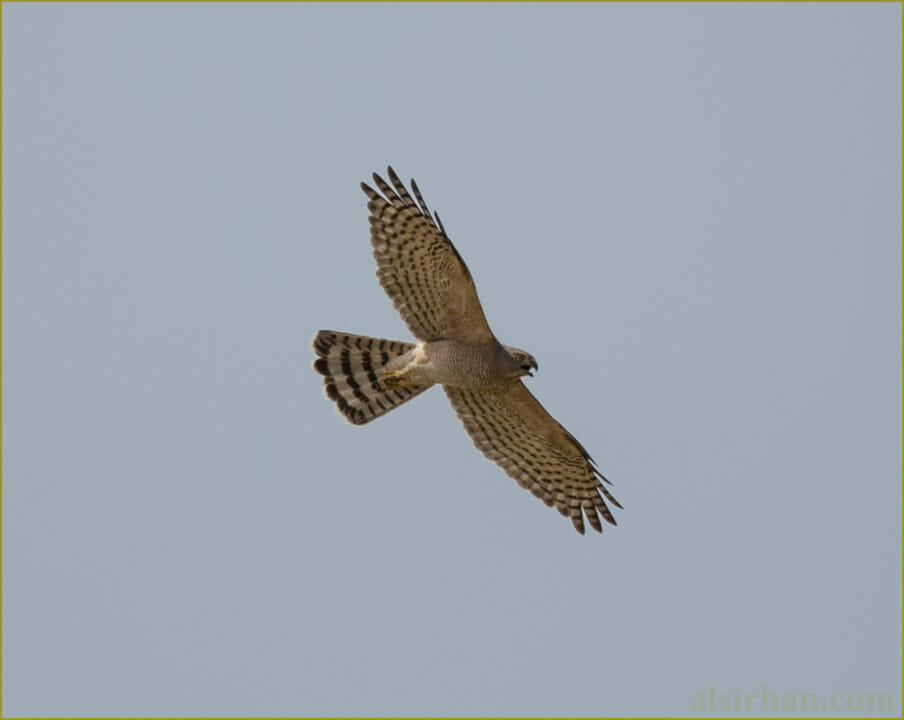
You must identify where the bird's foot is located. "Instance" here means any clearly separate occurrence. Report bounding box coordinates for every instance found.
[379,370,410,390]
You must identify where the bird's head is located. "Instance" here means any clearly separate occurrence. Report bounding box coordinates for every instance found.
[503,345,539,378]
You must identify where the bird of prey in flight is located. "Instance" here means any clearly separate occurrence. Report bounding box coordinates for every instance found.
[312,167,621,534]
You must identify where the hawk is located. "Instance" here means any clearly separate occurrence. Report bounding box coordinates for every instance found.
[312,168,621,534]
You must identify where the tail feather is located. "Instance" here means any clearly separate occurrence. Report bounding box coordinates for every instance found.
[311,330,432,425]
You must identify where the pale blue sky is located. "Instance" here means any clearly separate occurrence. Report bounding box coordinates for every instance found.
[3,3,901,717]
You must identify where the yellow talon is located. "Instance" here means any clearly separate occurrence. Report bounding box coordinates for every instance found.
[379,370,408,390]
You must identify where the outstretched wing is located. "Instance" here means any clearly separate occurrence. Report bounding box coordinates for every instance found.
[361,167,494,343]
[444,382,621,534]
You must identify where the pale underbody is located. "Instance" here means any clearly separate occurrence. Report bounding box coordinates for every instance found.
[381,339,535,390]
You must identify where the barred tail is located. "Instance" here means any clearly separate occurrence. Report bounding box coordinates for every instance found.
[311,330,432,425]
